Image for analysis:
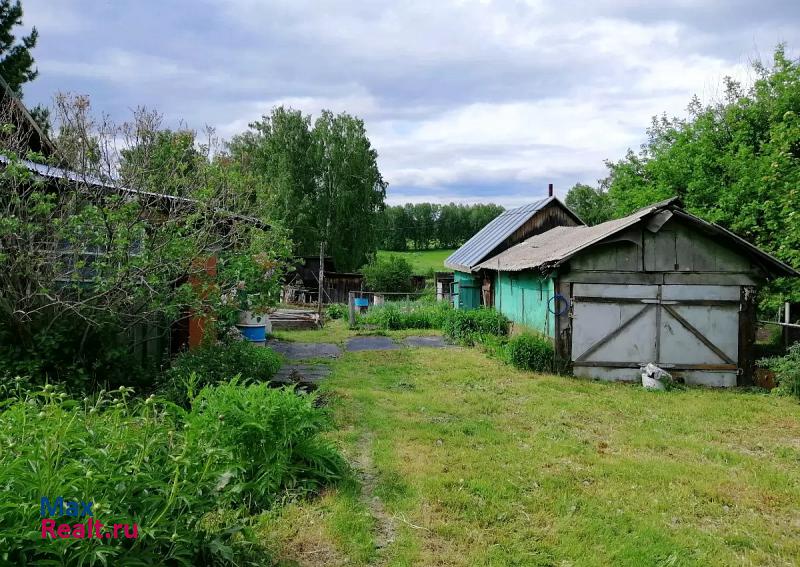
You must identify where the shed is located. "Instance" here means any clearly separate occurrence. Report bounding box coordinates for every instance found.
[444,188,583,309]
[476,198,798,387]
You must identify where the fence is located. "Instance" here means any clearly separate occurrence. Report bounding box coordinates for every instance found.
[347,290,429,327]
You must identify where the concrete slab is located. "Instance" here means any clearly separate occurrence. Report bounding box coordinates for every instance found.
[267,340,341,360]
[272,364,332,390]
[404,335,451,349]
[346,336,399,352]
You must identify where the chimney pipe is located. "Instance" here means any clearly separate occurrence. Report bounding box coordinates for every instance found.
[548,183,554,197]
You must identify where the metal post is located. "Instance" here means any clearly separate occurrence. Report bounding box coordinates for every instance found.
[317,241,325,325]
[348,291,356,328]
[785,301,791,350]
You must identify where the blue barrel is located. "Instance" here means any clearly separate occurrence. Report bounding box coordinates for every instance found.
[236,324,266,344]
[354,298,369,308]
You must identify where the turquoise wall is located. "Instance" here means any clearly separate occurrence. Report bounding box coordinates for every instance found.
[494,271,555,337]
[453,271,480,310]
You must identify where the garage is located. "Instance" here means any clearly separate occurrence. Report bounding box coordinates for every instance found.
[475,198,798,386]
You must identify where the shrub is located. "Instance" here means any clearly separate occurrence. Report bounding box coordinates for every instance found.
[442,308,510,345]
[188,381,347,511]
[162,340,282,405]
[759,343,800,400]
[326,303,348,320]
[361,255,413,292]
[0,385,239,565]
[0,381,346,565]
[362,300,452,330]
[506,332,555,373]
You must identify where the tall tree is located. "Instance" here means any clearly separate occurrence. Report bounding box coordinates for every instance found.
[312,110,386,270]
[601,45,800,307]
[229,106,386,271]
[564,183,613,226]
[0,0,37,93]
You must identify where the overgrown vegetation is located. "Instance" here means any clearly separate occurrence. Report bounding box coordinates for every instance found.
[505,331,555,372]
[0,379,346,565]
[441,307,510,345]
[161,340,282,406]
[361,254,414,292]
[361,300,452,330]
[759,343,800,400]
[566,45,800,310]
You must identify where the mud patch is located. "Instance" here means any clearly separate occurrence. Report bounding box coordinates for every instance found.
[268,340,341,360]
[404,335,451,349]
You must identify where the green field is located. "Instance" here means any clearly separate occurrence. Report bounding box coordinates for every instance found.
[376,249,456,275]
[258,321,800,566]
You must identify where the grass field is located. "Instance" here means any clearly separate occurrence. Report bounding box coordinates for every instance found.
[259,322,800,566]
[377,249,456,275]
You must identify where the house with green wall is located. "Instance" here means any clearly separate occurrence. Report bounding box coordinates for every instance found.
[444,187,583,336]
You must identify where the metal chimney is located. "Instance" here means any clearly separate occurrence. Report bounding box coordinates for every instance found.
[548,183,554,197]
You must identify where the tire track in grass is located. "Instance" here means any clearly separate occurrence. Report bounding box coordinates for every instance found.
[354,432,397,565]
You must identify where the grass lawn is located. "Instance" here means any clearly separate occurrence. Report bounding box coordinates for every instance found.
[258,325,800,566]
[377,249,456,275]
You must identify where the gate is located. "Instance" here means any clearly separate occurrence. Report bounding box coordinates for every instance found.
[570,283,740,387]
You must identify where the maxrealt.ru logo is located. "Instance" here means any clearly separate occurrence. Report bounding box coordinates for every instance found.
[40,497,138,539]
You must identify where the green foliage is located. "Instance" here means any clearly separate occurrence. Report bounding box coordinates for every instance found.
[326,303,348,320]
[162,340,282,406]
[0,380,345,565]
[0,316,158,393]
[601,45,800,304]
[564,183,613,226]
[188,381,348,511]
[759,343,800,400]
[119,129,203,197]
[362,301,453,330]
[0,0,38,94]
[442,308,510,345]
[362,254,414,292]
[228,106,387,271]
[380,202,504,250]
[506,332,555,373]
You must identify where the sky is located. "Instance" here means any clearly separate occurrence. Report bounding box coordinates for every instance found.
[19,0,800,207]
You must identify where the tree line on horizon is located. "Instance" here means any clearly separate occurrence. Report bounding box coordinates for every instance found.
[378,202,505,251]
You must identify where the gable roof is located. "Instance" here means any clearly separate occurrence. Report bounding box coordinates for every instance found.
[475,198,798,278]
[0,73,60,159]
[444,196,582,272]
[0,154,268,229]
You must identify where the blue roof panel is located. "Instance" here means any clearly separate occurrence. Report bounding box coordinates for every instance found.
[445,197,552,271]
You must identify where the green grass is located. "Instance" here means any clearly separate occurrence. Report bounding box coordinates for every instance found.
[259,336,800,566]
[377,249,455,275]
[271,318,440,345]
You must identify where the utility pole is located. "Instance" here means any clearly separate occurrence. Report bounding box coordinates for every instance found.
[317,240,325,325]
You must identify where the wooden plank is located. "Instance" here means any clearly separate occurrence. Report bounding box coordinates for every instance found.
[573,296,738,306]
[573,361,737,370]
[574,304,652,362]
[662,304,736,365]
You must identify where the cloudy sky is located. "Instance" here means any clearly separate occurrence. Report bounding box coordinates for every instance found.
[19,0,800,207]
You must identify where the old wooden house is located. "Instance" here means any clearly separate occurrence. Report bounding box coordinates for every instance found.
[444,187,583,309]
[474,198,798,386]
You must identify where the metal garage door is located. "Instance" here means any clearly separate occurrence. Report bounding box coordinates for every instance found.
[570,283,739,387]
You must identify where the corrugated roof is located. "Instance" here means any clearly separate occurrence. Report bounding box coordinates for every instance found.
[475,197,798,278]
[444,197,552,271]
[0,155,267,228]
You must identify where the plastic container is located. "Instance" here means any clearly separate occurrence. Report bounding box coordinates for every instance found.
[236,324,267,346]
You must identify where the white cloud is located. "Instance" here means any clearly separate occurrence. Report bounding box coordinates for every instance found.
[21,0,800,205]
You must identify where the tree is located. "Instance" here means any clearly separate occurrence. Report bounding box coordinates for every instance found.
[229,106,387,271]
[0,94,291,387]
[361,254,413,292]
[601,45,800,308]
[0,0,37,93]
[312,110,386,271]
[564,183,613,226]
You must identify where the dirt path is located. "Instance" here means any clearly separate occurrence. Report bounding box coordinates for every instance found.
[354,433,397,565]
